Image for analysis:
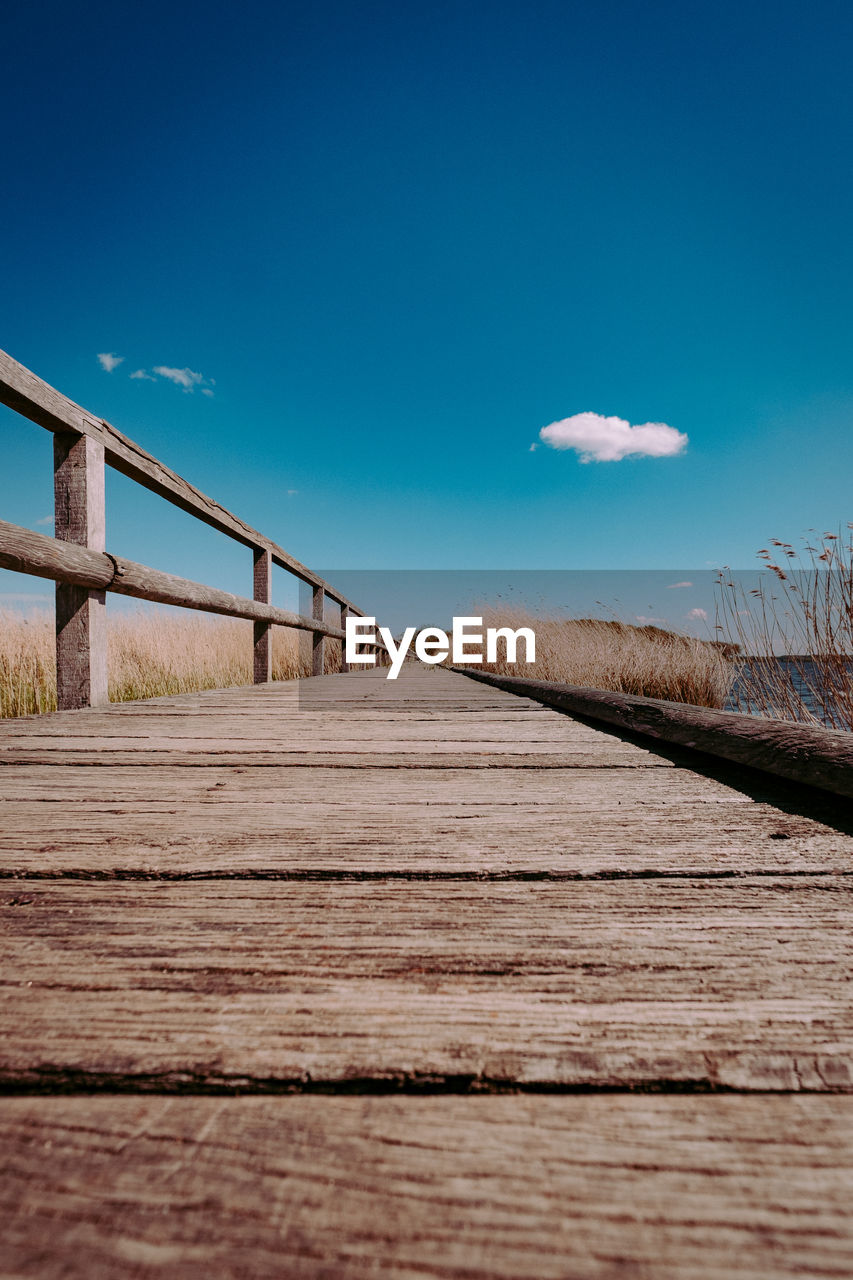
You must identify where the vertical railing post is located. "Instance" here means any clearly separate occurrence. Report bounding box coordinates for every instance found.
[340,604,350,674]
[253,548,272,683]
[54,433,108,709]
[312,586,325,676]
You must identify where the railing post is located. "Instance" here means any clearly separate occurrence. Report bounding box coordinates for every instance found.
[53,432,108,709]
[253,548,272,683]
[340,605,350,674]
[312,586,325,676]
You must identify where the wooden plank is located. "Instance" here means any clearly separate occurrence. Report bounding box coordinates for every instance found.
[0,669,678,764]
[0,347,363,611]
[1,1095,852,1279]
[0,766,848,875]
[53,433,108,708]
[0,748,671,768]
[0,666,851,1276]
[1,878,852,1090]
[462,669,853,799]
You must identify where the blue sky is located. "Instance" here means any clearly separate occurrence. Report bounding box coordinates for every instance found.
[2,0,852,629]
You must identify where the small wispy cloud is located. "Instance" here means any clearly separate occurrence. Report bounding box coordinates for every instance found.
[529,443,538,452]
[35,514,54,526]
[101,356,216,395]
[539,412,688,463]
[153,366,212,393]
[635,615,666,625]
[687,607,708,621]
[667,581,693,589]
[286,489,299,496]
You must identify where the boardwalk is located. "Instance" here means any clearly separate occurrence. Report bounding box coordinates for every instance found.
[2,665,853,1277]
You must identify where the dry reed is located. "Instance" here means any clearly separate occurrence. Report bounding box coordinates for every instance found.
[474,608,735,708]
[1,603,735,717]
[715,527,853,730]
[0,608,344,717]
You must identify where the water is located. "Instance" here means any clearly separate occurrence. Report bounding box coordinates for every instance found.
[725,656,853,729]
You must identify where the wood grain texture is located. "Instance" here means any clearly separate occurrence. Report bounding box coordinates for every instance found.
[252,547,272,684]
[2,664,852,1275]
[0,347,362,610]
[312,584,325,677]
[2,1095,853,1279]
[1,669,848,874]
[0,765,847,874]
[461,668,853,799]
[2,878,852,1090]
[53,433,108,708]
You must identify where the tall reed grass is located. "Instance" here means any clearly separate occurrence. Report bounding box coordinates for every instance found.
[715,526,853,730]
[474,608,736,708]
[0,604,735,717]
[0,608,343,717]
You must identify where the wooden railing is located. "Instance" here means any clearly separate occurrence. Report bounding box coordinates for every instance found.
[0,349,383,709]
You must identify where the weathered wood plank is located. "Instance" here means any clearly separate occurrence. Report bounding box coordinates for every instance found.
[2,1095,852,1279]
[0,703,655,741]
[0,766,847,874]
[2,879,852,1090]
[0,748,669,769]
[461,669,853,800]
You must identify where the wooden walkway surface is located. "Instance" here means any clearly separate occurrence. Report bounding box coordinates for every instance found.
[2,665,853,1277]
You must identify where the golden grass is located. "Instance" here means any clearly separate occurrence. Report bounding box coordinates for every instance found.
[0,604,733,717]
[474,608,736,708]
[0,608,344,717]
[0,611,56,718]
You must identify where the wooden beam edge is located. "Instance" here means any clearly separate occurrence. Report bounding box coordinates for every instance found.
[453,668,853,800]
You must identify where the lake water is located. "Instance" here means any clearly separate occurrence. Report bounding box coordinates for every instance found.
[725,657,853,729]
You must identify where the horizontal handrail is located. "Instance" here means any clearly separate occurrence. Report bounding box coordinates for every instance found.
[0,520,346,639]
[0,348,360,612]
[1,349,381,707]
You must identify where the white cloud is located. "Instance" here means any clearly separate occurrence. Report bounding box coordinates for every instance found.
[153,365,212,393]
[286,489,298,496]
[201,387,214,398]
[529,443,538,452]
[635,615,666,625]
[35,514,54,526]
[97,352,124,373]
[130,368,156,381]
[539,412,687,463]
[667,581,693,589]
[687,607,708,621]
